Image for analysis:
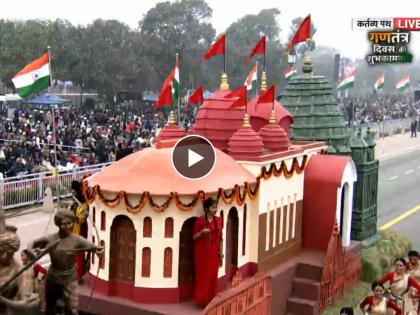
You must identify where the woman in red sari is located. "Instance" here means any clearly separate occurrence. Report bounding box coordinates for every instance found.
[360,281,401,314]
[193,197,223,307]
[379,257,420,314]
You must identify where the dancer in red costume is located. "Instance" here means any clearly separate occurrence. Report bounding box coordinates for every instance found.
[360,281,401,314]
[193,197,223,307]
[379,257,420,314]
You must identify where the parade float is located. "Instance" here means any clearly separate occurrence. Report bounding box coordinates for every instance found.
[80,56,362,315]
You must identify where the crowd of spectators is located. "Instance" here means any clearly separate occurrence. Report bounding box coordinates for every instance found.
[0,101,195,179]
[1,92,418,179]
[342,93,420,125]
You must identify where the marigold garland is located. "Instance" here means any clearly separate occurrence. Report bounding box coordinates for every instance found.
[149,192,174,212]
[124,192,148,214]
[82,155,308,213]
[261,156,307,180]
[98,189,123,208]
[174,191,205,211]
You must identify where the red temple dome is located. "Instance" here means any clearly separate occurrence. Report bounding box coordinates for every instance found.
[259,110,290,152]
[156,111,186,143]
[191,90,246,152]
[227,113,264,160]
[247,96,293,134]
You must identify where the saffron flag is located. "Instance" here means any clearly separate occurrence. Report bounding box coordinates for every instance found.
[155,61,180,110]
[245,36,266,63]
[257,85,275,105]
[225,86,247,108]
[12,53,50,98]
[288,15,311,51]
[202,34,226,61]
[244,63,257,91]
[188,86,204,105]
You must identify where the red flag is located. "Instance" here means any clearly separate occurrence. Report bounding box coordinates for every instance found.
[225,86,247,108]
[202,34,226,61]
[257,85,275,105]
[245,36,266,63]
[288,15,311,51]
[187,86,204,105]
[154,68,176,110]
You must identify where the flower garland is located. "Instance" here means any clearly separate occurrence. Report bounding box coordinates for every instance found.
[82,155,308,213]
[261,155,307,180]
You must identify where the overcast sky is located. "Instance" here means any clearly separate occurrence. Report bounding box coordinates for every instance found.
[1,0,420,59]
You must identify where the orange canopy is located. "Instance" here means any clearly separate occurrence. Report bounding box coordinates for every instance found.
[86,146,256,195]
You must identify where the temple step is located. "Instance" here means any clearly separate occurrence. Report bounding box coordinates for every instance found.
[286,296,319,315]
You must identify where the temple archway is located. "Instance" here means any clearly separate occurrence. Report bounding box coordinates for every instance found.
[225,207,239,281]
[109,215,136,297]
[178,217,197,300]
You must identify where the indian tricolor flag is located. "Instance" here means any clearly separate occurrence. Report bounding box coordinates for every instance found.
[155,60,180,110]
[244,63,257,91]
[12,53,50,98]
[396,74,410,91]
[337,69,355,91]
[171,62,179,105]
[374,74,384,91]
[284,66,297,80]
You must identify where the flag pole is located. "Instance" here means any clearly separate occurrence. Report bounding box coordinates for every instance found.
[306,14,312,54]
[245,90,248,114]
[224,35,227,74]
[47,46,60,212]
[272,85,275,111]
[255,61,258,98]
[263,36,266,71]
[176,53,180,125]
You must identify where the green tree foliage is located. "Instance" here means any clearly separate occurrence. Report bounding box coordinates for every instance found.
[82,19,138,101]
[139,0,216,91]
[225,9,284,91]
[0,1,417,102]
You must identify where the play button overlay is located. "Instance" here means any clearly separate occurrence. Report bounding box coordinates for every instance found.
[188,149,204,167]
[172,135,216,180]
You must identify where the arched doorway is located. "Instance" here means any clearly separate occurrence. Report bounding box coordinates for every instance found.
[110,215,136,297]
[340,186,345,238]
[225,207,239,281]
[178,217,197,300]
[339,182,351,247]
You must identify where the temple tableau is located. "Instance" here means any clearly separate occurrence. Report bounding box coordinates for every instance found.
[69,56,368,315]
[1,10,390,315]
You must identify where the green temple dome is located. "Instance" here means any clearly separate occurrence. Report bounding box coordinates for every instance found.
[282,55,351,155]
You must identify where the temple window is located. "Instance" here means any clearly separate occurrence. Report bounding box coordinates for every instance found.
[143,217,152,237]
[164,218,174,238]
[242,204,247,256]
[142,247,151,277]
[163,247,173,278]
[100,211,106,231]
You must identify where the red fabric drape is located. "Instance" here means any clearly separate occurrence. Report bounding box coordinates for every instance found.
[193,216,222,306]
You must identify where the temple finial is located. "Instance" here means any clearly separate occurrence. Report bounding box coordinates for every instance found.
[260,71,267,92]
[220,73,229,90]
[243,113,251,128]
[269,109,276,124]
[168,111,176,126]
